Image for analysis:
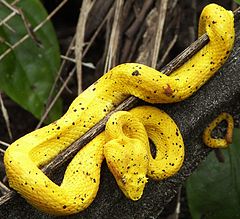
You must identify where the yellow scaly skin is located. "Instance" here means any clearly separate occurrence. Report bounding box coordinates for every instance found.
[3,4,235,216]
[203,112,234,148]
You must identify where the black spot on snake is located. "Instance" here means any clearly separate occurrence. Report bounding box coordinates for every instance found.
[132,70,141,76]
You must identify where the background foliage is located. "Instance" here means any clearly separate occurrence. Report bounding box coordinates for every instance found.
[0,0,61,121]
[187,129,240,219]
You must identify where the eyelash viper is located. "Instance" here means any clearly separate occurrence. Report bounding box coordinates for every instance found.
[3,3,235,216]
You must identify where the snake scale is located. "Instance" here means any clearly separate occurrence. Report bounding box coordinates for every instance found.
[3,4,235,216]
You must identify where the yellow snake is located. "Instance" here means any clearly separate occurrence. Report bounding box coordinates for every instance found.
[3,4,235,216]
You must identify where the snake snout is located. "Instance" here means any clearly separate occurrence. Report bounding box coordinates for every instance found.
[121,174,148,201]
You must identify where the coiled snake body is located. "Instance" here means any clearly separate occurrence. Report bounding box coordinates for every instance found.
[4,4,235,215]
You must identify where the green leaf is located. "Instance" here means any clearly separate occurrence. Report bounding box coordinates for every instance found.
[186,129,240,219]
[234,0,240,5]
[0,0,61,121]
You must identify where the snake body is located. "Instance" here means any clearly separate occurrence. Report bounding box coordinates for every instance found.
[203,112,234,148]
[4,4,235,216]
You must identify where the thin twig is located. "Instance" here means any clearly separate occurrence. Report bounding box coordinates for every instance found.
[75,0,96,94]
[62,56,95,69]
[125,0,154,38]
[0,0,20,14]
[82,7,114,58]
[0,140,9,147]
[17,8,42,47]
[157,33,178,68]
[134,8,156,64]
[35,36,76,129]
[0,0,69,61]
[0,181,10,195]
[121,0,154,62]
[0,0,19,31]
[176,187,182,219]
[0,36,13,48]
[104,0,124,73]
[1,22,15,33]
[0,190,14,205]
[61,55,76,63]
[151,0,168,68]
[0,148,5,155]
[35,68,76,130]
[0,93,12,140]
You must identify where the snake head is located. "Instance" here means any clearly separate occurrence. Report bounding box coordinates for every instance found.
[104,138,149,201]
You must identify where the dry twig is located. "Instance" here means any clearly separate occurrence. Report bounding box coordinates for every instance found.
[151,0,168,68]
[121,0,154,62]
[83,6,114,58]
[35,36,76,129]
[17,8,42,47]
[0,148,5,155]
[158,32,178,68]
[0,93,12,140]
[104,0,124,73]
[0,0,69,61]
[35,68,76,130]
[0,140,9,147]
[0,181,10,195]
[0,0,20,32]
[0,0,20,13]
[75,0,96,94]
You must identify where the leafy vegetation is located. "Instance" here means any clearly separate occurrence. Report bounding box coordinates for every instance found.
[234,0,240,5]
[0,0,61,121]
[187,129,240,219]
